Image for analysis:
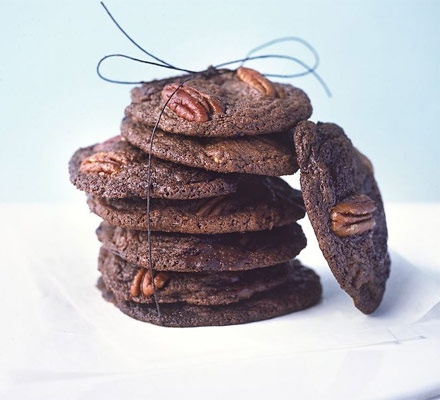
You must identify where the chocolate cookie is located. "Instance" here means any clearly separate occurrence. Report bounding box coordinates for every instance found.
[125,68,312,137]
[121,118,298,176]
[294,121,390,314]
[97,261,322,327]
[87,177,305,234]
[97,221,306,272]
[98,247,303,306]
[69,136,237,200]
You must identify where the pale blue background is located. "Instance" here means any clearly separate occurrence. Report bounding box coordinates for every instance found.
[0,0,439,203]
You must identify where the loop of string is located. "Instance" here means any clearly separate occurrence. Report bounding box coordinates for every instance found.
[98,2,331,95]
[98,2,331,324]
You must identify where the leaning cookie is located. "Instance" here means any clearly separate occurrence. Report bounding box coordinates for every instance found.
[97,221,306,272]
[87,177,305,234]
[69,136,238,200]
[294,121,390,314]
[121,117,298,176]
[98,261,322,327]
[125,68,312,137]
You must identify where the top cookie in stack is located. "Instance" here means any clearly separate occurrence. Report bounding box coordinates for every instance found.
[69,67,324,327]
[126,67,312,137]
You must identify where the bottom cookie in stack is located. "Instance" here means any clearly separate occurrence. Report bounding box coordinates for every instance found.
[97,247,322,327]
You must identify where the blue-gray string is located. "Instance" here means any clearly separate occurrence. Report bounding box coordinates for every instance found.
[98,2,331,95]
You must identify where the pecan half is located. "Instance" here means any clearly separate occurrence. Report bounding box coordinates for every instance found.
[161,83,224,122]
[237,67,276,97]
[330,194,376,237]
[130,268,170,298]
[130,268,146,297]
[79,151,129,175]
[206,136,279,165]
[195,195,228,217]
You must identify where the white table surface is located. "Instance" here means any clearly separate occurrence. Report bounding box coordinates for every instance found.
[1,202,439,400]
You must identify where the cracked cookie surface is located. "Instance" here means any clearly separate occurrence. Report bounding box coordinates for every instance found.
[69,136,238,199]
[98,260,322,327]
[125,69,312,137]
[87,177,305,234]
[121,117,298,175]
[97,221,306,272]
[98,247,303,306]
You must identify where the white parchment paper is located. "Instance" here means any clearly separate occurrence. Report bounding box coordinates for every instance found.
[2,203,440,399]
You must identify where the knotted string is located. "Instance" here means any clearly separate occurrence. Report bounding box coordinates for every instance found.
[97,2,331,95]
[97,1,331,325]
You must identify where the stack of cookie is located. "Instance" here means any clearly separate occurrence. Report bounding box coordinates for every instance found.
[69,67,323,326]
